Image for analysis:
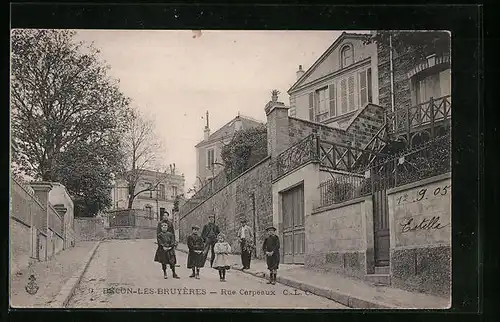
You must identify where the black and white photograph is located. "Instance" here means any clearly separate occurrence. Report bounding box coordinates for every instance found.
[9,28,452,309]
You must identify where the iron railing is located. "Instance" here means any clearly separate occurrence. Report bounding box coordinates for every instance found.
[386,95,451,137]
[275,134,318,178]
[317,133,451,208]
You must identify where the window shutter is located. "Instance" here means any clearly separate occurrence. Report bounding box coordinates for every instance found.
[308,92,314,121]
[348,75,355,111]
[341,79,348,114]
[359,70,367,107]
[367,68,373,103]
[329,83,336,117]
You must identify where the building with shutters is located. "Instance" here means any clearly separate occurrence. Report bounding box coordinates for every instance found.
[110,168,185,221]
[288,32,379,129]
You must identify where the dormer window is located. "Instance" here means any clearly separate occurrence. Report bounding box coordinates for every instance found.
[340,45,353,68]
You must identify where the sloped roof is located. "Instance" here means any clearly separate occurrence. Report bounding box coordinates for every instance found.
[287,32,371,94]
[195,115,265,147]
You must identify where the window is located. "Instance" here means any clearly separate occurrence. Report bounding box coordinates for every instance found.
[145,205,152,219]
[159,184,165,199]
[172,186,178,198]
[206,148,215,168]
[358,68,373,107]
[340,45,353,68]
[144,182,152,198]
[315,87,329,122]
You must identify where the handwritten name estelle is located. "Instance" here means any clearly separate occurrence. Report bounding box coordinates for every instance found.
[400,216,449,233]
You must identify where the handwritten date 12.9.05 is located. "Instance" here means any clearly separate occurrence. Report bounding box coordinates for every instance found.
[397,184,451,205]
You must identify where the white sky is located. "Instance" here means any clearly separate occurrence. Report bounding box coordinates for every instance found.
[75,30,369,192]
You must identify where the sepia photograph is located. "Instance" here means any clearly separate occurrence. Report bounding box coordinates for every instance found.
[10,29,452,309]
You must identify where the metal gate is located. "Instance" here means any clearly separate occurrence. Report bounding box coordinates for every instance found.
[371,163,392,267]
[282,184,305,264]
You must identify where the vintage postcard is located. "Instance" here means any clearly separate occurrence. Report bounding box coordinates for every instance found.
[10,29,452,309]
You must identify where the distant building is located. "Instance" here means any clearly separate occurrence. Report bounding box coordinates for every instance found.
[110,168,185,220]
[288,32,379,129]
[194,111,264,188]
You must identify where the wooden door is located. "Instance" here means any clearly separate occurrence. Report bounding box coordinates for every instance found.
[371,165,391,267]
[373,189,389,266]
[282,184,305,264]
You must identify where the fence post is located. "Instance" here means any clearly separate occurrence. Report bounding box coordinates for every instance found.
[429,97,435,139]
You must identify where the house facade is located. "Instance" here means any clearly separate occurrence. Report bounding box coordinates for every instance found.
[288,32,379,129]
[194,111,264,188]
[110,169,185,220]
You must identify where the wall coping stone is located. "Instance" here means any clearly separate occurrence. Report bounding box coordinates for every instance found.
[312,195,371,215]
[180,156,271,220]
[272,159,320,184]
[387,172,451,195]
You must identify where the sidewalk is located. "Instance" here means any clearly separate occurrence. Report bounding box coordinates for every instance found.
[176,243,450,309]
[10,241,99,308]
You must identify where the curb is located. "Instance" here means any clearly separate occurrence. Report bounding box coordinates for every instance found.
[230,264,392,309]
[49,241,102,308]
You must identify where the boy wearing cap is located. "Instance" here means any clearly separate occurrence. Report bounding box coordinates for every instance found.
[201,214,220,267]
[262,226,280,285]
[187,225,205,279]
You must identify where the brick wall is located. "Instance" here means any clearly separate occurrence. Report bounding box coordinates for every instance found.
[377,42,418,111]
[179,158,272,259]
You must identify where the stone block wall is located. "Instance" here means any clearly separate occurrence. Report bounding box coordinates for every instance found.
[179,157,272,259]
[105,227,157,240]
[74,217,106,241]
[307,197,373,279]
[9,219,32,274]
[288,102,385,150]
[387,173,451,297]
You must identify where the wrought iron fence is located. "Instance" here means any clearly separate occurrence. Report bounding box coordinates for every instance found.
[275,134,318,178]
[319,173,371,206]
[317,134,451,208]
[179,170,229,215]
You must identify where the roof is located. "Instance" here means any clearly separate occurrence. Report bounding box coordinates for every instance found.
[195,115,265,148]
[287,32,371,94]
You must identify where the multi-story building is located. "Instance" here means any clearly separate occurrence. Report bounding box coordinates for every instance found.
[194,111,264,188]
[110,168,185,220]
[288,32,379,129]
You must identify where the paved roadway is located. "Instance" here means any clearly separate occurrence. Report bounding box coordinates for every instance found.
[67,239,348,309]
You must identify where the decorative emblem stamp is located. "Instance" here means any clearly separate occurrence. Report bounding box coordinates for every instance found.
[25,274,39,295]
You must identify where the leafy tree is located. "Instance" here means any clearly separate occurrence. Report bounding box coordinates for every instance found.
[120,109,170,209]
[11,29,131,216]
[220,125,267,180]
[364,31,451,63]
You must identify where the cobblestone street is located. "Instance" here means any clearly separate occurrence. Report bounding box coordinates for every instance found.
[67,239,347,309]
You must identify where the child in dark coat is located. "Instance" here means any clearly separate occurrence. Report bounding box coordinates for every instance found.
[262,226,280,285]
[187,225,205,279]
[154,222,179,279]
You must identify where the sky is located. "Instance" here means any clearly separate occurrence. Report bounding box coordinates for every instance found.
[75,30,369,192]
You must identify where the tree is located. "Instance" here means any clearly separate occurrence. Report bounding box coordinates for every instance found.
[364,31,451,64]
[120,109,170,209]
[11,29,131,216]
[220,125,267,179]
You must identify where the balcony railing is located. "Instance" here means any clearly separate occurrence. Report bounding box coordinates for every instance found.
[386,95,451,137]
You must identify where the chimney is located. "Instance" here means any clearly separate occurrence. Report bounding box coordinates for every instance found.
[296,65,305,80]
[204,110,210,141]
[234,113,243,131]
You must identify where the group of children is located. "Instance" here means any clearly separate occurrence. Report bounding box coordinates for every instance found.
[154,220,280,284]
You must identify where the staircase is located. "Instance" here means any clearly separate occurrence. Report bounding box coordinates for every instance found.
[365,266,391,286]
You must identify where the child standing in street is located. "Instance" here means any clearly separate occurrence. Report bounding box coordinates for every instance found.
[187,225,205,279]
[154,222,180,279]
[213,233,232,282]
[262,226,280,285]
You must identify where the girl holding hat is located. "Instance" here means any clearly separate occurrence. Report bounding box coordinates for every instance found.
[213,233,232,282]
